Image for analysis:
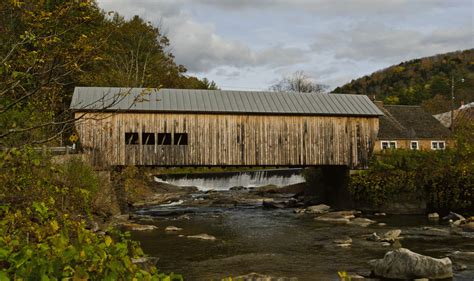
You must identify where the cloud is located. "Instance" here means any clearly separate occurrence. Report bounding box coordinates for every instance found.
[193,0,470,18]
[98,0,309,73]
[311,22,473,64]
[96,0,473,90]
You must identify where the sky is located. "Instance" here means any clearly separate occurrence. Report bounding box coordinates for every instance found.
[97,0,473,91]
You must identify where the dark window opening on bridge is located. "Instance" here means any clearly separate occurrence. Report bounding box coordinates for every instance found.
[174,133,188,145]
[125,133,139,145]
[158,133,172,145]
[142,133,155,145]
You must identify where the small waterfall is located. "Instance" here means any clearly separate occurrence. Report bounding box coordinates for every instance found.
[154,169,305,191]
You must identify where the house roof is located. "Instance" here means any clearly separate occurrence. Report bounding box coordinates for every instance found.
[433,102,474,128]
[70,87,383,117]
[377,104,452,139]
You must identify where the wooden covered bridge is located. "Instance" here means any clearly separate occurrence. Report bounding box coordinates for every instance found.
[70,87,382,168]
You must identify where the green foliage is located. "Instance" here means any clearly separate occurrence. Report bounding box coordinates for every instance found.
[0,148,182,280]
[335,49,474,114]
[0,205,182,280]
[348,130,474,213]
[0,1,217,147]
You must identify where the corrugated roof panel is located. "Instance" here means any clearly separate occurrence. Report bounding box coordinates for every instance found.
[335,95,350,114]
[235,91,248,112]
[312,93,331,114]
[340,95,356,115]
[296,94,312,114]
[360,95,379,114]
[70,87,383,116]
[348,94,367,115]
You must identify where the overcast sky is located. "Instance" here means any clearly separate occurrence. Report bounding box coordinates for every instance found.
[97,0,473,91]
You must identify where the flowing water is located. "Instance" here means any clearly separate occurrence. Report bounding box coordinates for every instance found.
[131,202,474,280]
[154,169,305,191]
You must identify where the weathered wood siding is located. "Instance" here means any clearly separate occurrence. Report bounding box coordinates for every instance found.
[74,112,379,168]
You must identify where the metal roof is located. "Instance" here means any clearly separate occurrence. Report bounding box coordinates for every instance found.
[70,87,383,116]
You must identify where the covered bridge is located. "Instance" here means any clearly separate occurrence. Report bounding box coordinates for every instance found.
[70,87,382,167]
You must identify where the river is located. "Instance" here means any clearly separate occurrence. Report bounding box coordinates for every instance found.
[130,199,474,280]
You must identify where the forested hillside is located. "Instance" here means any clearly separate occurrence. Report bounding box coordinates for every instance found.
[0,1,216,147]
[334,49,474,114]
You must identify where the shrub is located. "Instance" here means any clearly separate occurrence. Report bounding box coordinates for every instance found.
[0,148,182,280]
[348,148,473,213]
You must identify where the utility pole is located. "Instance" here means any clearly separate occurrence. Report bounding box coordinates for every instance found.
[451,75,454,131]
[450,76,465,132]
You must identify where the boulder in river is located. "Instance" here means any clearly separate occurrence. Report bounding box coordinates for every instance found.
[460,221,474,232]
[349,217,376,227]
[229,186,247,191]
[314,215,350,224]
[381,229,401,242]
[187,233,217,241]
[305,204,331,214]
[443,211,465,222]
[123,223,158,231]
[165,226,183,232]
[262,200,286,209]
[333,236,352,247]
[367,232,381,242]
[369,248,453,280]
[428,212,440,220]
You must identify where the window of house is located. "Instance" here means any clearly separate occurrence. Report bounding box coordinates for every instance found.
[157,133,172,145]
[381,141,397,150]
[174,133,188,145]
[125,133,139,145]
[410,141,419,150]
[142,133,155,145]
[431,141,446,150]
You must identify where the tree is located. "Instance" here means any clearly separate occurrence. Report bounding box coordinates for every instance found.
[269,70,328,93]
[0,0,108,146]
[0,1,218,147]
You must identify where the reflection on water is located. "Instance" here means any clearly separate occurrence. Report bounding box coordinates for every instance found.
[132,206,474,280]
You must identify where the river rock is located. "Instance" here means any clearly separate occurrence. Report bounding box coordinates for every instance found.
[333,236,352,248]
[422,227,451,236]
[187,233,216,241]
[165,226,183,232]
[176,214,191,220]
[305,204,331,214]
[346,273,365,280]
[381,242,391,247]
[314,215,349,224]
[229,186,247,191]
[460,221,474,232]
[381,229,401,242]
[293,208,305,214]
[327,210,358,219]
[333,236,352,244]
[349,217,376,227]
[428,212,440,220]
[233,272,294,281]
[367,232,381,241]
[374,212,386,216]
[262,200,286,209]
[369,248,453,280]
[123,223,158,231]
[443,211,465,222]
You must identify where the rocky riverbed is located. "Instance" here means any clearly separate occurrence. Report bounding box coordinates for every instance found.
[115,181,474,280]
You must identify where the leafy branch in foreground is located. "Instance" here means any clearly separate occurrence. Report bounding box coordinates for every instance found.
[0,148,182,280]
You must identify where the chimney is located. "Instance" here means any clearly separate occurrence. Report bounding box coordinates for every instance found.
[373,100,384,109]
